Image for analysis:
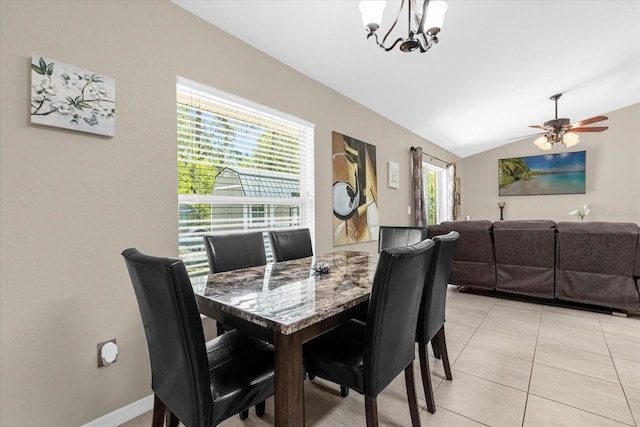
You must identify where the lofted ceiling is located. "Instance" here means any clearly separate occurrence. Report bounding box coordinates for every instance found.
[172,0,640,158]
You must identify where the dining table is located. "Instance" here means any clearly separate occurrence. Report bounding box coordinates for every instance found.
[193,250,380,427]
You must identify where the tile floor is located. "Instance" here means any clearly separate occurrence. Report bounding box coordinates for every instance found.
[121,288,640,426]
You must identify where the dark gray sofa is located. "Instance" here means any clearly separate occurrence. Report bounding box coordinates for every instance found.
[428,219,640,313]
[493,220,556,299]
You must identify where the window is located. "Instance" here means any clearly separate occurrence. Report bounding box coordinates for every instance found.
[422,162,448,225]
[177,77,315,283]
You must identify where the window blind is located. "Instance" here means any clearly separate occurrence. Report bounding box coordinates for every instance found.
[177,77,315,282]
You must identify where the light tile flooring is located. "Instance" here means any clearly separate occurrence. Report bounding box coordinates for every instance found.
[122,288,640,426]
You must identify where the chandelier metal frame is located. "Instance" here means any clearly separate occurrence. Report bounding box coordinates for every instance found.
[360,0,447,53]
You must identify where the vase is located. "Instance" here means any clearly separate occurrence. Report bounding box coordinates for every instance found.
[498,202,505,220]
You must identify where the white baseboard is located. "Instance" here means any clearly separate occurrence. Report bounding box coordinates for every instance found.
[81,394,153,427]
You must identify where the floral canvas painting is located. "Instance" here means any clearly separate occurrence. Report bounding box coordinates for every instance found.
[31,55,115,136]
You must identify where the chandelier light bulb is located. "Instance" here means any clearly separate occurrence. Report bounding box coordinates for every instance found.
[423,0,448,34]
[563,132,580,147]
[359,0,386,32]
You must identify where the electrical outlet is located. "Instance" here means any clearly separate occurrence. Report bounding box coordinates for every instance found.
[97,339,118,367]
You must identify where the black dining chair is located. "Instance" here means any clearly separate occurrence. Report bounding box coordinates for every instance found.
[416,231,459,414]
[304,239,436,427]
[378,226,428,252]
[122,248,274,427]
[268,228,313,262]
[203,232,267,274]
[203,232,267,335]
[336,225,428,326]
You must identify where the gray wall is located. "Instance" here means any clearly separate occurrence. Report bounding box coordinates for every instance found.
[461,103,640,223]
[0,1,457,425]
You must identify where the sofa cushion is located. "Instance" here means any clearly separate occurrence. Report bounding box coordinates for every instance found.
[634,232,640,278]
[493,220,556,299]
[493,220,556,267]
[555,221,640,311]
[432,220,496,289]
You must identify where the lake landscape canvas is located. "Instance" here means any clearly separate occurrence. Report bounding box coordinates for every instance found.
[498,151,586,196]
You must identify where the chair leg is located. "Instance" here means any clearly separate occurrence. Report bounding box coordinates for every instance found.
[437,326,452,381]
[166,410,179,427]
[431,339,441,359]
[151,394,166,427]
[340,385,349,397]
[239,409,249,420]
[404,361,422,427]
[418,342,436,414]
[255,401,266,417]
[364,395,379,427]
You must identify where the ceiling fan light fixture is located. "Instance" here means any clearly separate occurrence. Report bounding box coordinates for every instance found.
[562,132,580,148]
[534,136,549,149]
[359,0,447,53]
[528,93,608,151]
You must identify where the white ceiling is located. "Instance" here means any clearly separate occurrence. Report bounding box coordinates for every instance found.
[172,0,640,158]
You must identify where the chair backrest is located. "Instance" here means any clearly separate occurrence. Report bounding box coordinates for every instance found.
[378,226,429,252]
[122,248,212,427]
[203,232,267,273]
[364,239,435,396]
[268,228,313,262]
[417,232,459,344]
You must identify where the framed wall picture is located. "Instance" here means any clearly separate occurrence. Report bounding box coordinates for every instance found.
[387,161,399,188]
[498,151,586,196]
[332,131,378,246]
[30,55,115,136]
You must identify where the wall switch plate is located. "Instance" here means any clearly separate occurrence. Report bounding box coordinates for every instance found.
[408,206,411,215]
[98,339,118,367]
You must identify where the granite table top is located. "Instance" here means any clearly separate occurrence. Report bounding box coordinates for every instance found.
[194,251,379,335]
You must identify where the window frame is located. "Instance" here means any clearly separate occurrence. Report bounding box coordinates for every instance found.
[422,162,448,225]
[177,77,315,282]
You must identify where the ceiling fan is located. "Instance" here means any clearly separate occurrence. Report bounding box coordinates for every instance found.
[527,93,608,151]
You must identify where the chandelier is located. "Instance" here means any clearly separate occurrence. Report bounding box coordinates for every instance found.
[358,0,448,53]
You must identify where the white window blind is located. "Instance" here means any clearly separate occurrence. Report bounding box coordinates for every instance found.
[177,77,315,283]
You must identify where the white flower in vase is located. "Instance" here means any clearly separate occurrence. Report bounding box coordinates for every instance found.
[569,205,590,221]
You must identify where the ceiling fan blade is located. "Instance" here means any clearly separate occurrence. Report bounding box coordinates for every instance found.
[508,132,543,141]
[571,115,608,127]
[528,125,548,130]
[570,126,608,132]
